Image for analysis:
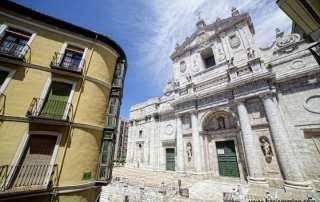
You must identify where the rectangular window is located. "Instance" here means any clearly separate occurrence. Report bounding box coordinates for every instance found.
[8,134,57,190]
[98,131,114,181]
[39,81,73,120]
[201,48,216,68]
[0,27,31,58]
[106,97,119,128]
[60,45,84,71]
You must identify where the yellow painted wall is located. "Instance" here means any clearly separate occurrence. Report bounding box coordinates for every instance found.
[0,7,121,201]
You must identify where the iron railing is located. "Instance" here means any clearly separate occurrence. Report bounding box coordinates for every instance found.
[0,40,31,63]
[50,52,85,73]
[0,164,57,192]
[26,97,73,121]
[308,42,320,66]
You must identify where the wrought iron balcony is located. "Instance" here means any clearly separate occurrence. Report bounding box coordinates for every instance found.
[0,41,31,63]
[26,97,73,122]
[0,164,57,193]
[308,42,320,66]
[50,52,85,73]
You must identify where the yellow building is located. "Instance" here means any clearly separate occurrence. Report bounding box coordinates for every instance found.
[0,1,127,201]
[277,0,320,41]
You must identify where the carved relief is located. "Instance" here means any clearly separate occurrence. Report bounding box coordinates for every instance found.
[275,33,301,54]
[259,136,273,163]
[186,142,192,162]
[192,54,200,72]
[290,59,305,70]
[229,34,241,49]
[304,95,320,114]
[180,61,187,73]
[165,124,174,135]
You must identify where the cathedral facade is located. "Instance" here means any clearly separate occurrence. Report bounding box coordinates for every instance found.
[126,8,320,190]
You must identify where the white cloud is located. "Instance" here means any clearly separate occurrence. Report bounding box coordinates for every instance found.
[137,0,292,90]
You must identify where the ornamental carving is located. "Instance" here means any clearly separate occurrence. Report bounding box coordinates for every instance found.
[229,34,240,49]
[192,54,200,72]
[259,136,273,163]
[180,61,186,73]
[290,59,305,70]
[275,33,300,48]
[303,95,320,114]
[165,124,174,135]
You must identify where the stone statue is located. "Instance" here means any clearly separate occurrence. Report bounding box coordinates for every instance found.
[259,136,273,163]
[217,117,225,129]
[247,47,255,59]
[186,142,192,162]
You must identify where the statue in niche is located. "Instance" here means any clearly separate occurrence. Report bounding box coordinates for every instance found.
[186,142,192,162]
[247,47,255,59]
[217,117,226,129]
[259,136,273,163]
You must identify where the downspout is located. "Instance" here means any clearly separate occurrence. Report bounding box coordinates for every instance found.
[52,34,98,201]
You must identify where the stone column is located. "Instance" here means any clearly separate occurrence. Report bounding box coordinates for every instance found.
[191,112,202,172]
[237,101,264,181]
[261,94,308,187]
[176,115,184,171]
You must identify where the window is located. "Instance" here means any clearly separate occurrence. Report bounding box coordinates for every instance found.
[98,131,114,181]
[201,48,216,68]
[59,45,85,71]
[0,27,31,58]
[139,130,143,138]
[106,97,120,128]
[39,81,73,120]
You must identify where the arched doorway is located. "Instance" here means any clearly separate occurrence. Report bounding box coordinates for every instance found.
[201,110,244,178]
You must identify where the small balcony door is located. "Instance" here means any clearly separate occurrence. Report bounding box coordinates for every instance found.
[40,81,73,120]
[9,134,57,190]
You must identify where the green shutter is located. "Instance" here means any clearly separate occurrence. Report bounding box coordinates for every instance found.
[40,81,72,119]
[0,70,9,87]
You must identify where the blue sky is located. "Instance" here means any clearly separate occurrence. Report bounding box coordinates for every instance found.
[14,0,292,119]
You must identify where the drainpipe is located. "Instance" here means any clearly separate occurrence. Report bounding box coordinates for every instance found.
[52,34,98,201]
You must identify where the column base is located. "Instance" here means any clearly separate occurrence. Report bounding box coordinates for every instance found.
[248,176,268,185]
[284,180,312,190]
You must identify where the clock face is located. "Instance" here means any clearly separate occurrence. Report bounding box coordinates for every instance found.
[165,124,174,135]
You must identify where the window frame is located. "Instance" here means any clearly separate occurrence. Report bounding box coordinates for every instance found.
[0,23,36,57]
[38,77,76,120]
[6,131,61,188]
[0,65,15,94]
[58,42,88,71]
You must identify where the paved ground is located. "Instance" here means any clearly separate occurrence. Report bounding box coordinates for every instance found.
[102,167,319,202]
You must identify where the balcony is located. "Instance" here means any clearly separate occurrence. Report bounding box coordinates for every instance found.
[50,52,85,73]
[0,41,31,63]
[0,164,57,193]
[308,42,320,66]
[26,98,73,124]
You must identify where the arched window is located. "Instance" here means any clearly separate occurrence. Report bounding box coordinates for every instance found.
[217,116,226,129]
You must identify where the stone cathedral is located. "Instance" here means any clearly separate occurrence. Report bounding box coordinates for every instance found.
[126,8,320,191]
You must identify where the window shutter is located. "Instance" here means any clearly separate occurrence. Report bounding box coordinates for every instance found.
[57,43,68,65]
[78,48,87,71]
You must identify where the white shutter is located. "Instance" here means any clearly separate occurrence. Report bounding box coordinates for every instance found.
[0,24,8,39]
[20,33,35,58]
[57,43,68,65]
[78,47,87,71]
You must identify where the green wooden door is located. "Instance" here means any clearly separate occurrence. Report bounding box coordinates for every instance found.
[40,81,72,119]
[166,148,175,171]
[216,141,240,177]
